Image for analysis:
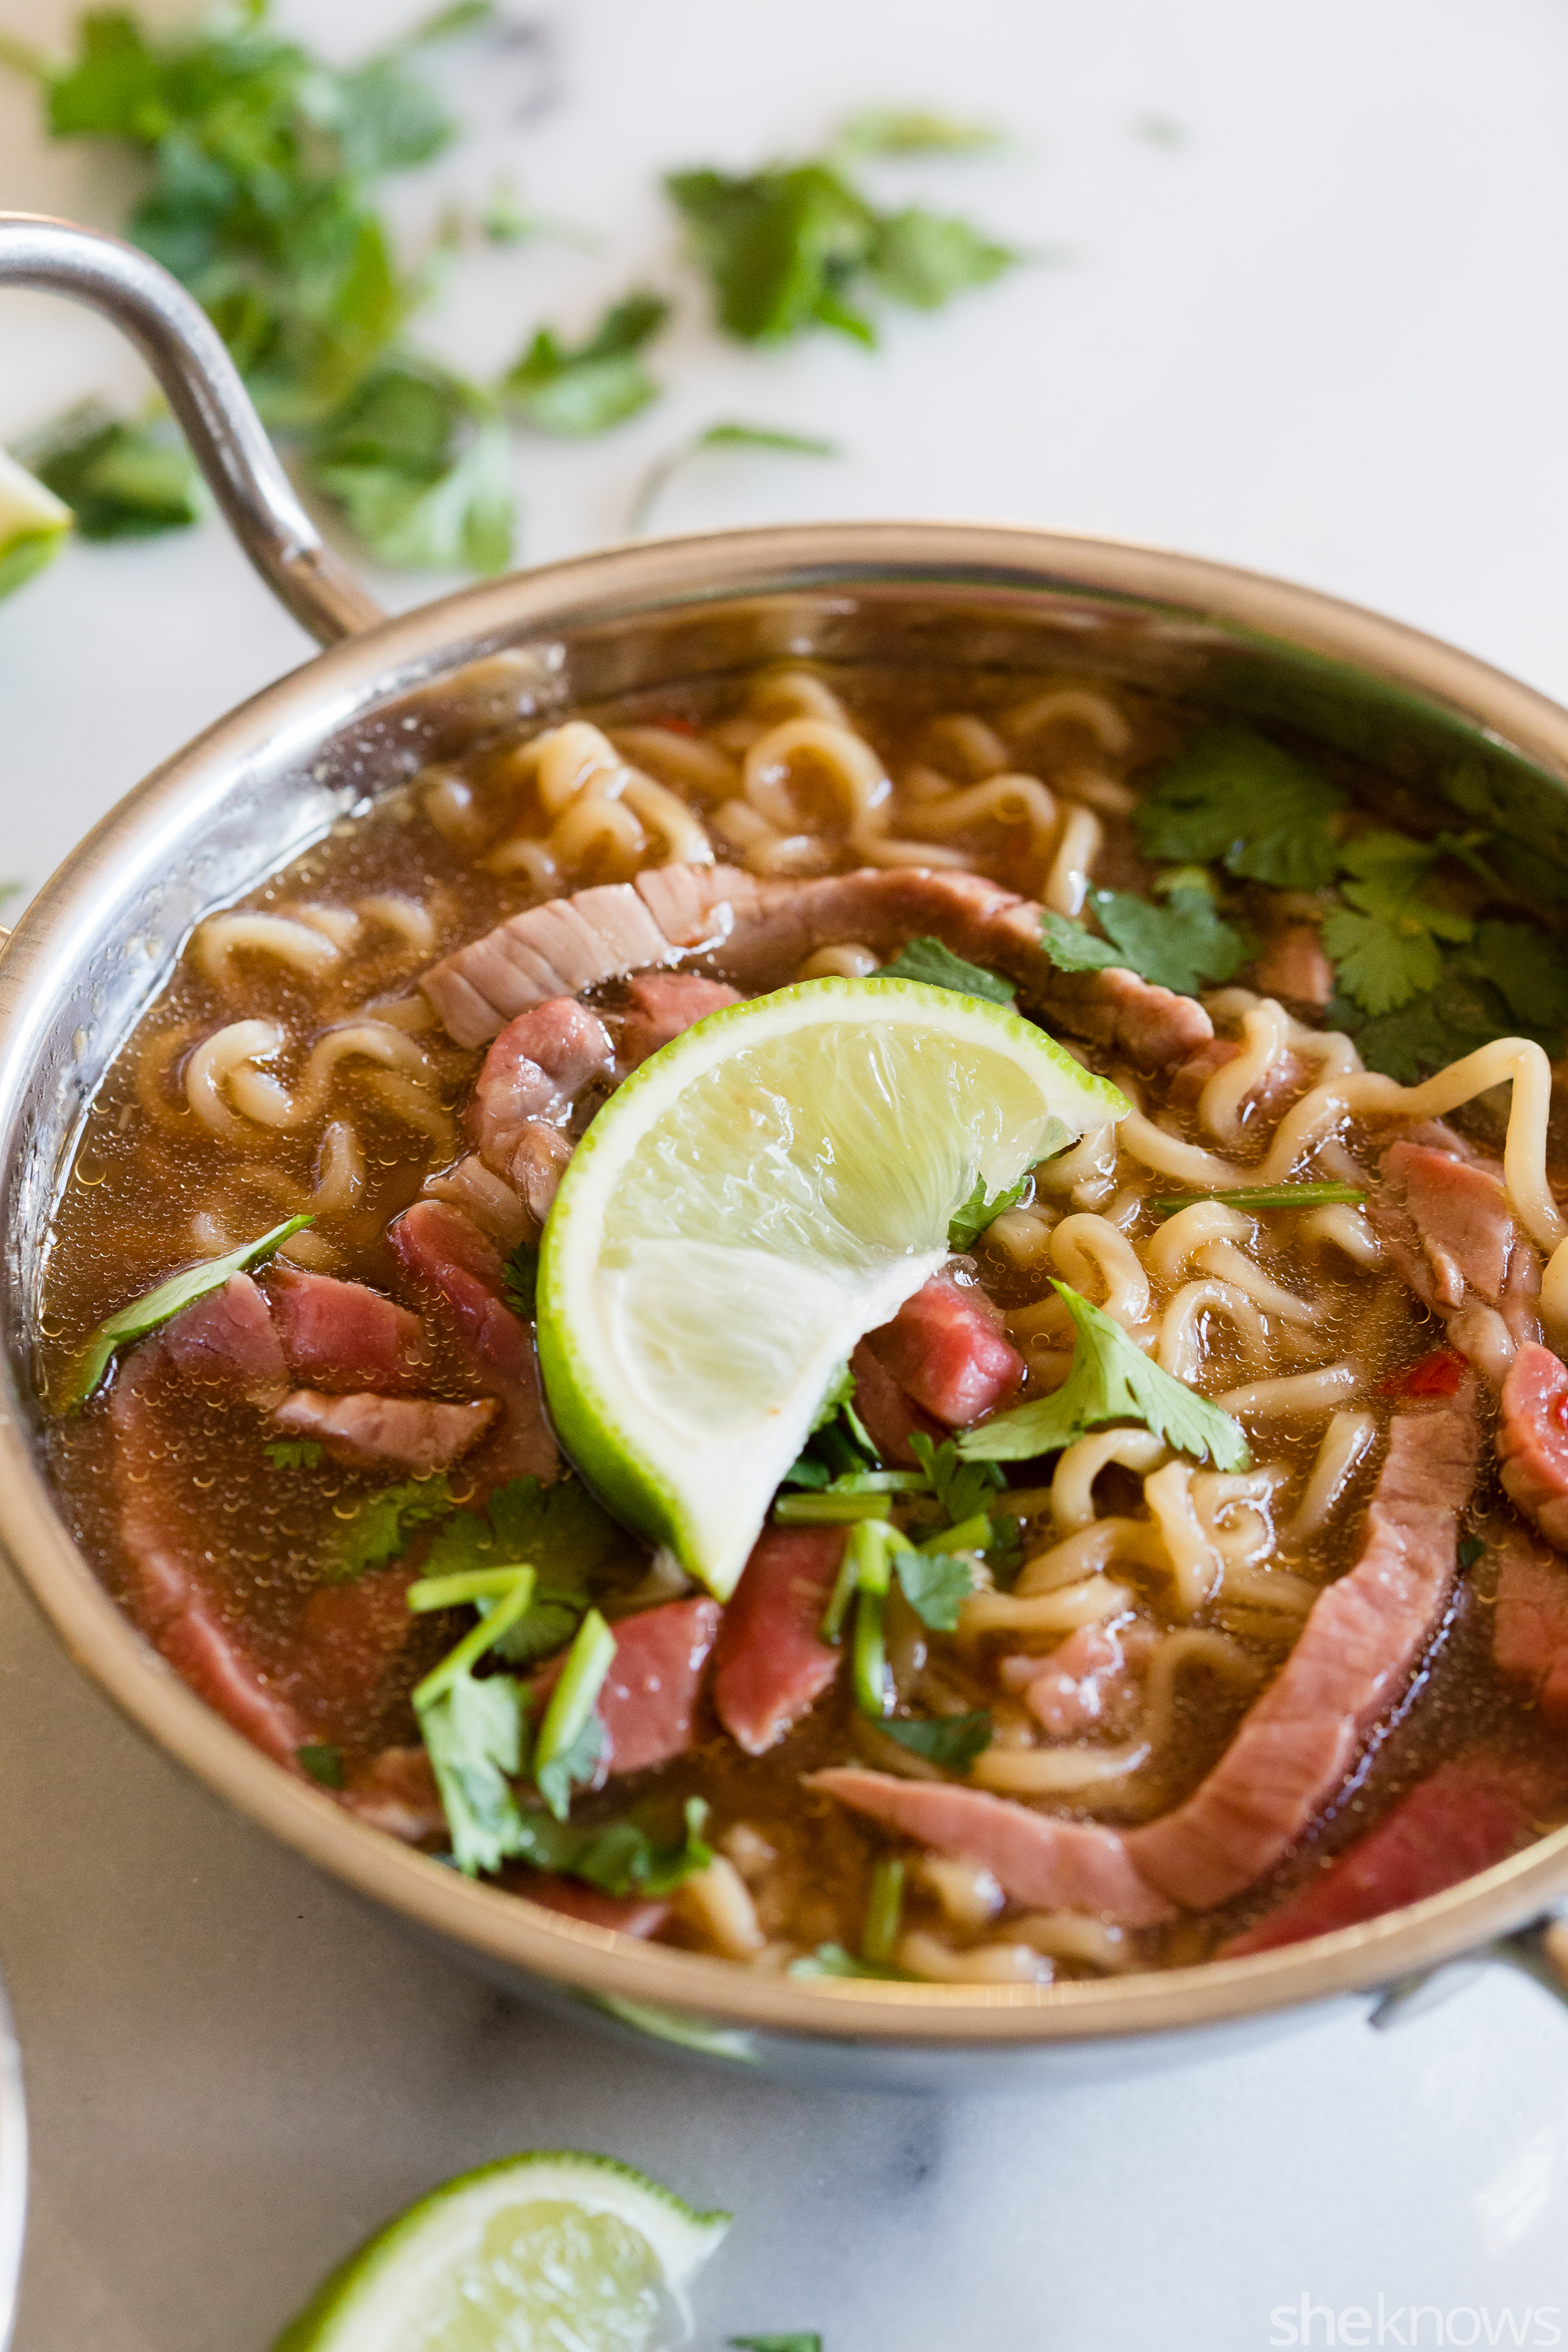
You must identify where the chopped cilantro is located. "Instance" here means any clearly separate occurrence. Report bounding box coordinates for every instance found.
[874,933,1015,1002]
[501,291,668,435]
[893,1548,978,1632]
[304,356,513,574]
[1037,911,1120,974]
[861,1854,906,1964]
[907,1432,1005,1530]
[24,403,201,538]
[60,1212,312,1412]
[1135,721,1347,889]
[331,1474,457,1580]
[1320,832,1473,1017]
[422,1474,614,1663]
[1469,920,1568,1031]
[1458,1534,1486,1570]
[959,1281,1250,1471]
[628,420,838,533]
[532,1608,615,1819]
[782,1366,879,1490]
[1334,965,1560,1082]
[421,1669,530,1875]
[534,1711,604,1822]
[947,1171,1032,1250]
[264,1438,323,1471]
[516,1793,713,1897]
[501,1241,538,1317]
[879,1708,993,1768]
[1085,883,1252,997]
[787,1944,914,1982]
[296,1743,345,1788]
[1150,1183,1365,1217]
[666,128,1015,348]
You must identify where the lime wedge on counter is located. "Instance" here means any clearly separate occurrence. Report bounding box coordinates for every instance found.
[272,2150,730,2352]
[537,976,1127,1598]
[0,445,72,602]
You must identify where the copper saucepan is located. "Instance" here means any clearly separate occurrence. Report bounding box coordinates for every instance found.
[2,211,1566,2091]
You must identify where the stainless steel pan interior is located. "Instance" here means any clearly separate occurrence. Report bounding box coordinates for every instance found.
[3,212,1567,2089]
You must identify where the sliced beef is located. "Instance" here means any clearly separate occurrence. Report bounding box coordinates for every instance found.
[161,1273,287,1405]
[111,1352,310,1769]
[296,1566,420,1718]
[469,998,615,1213]
[522,1877,671,1939]
[422,863,1214,1065]
[270,1389,497,1475]
[1372,1138,1542,1383]
[617,972,742,1067]
[808,1770,1174,1924]
[1499,1341,1568,1550]
[1001,1621,1145,1738]
[266,1265,431,1395]
[535,1597,723,1779]
[1124,1386,1480,1909]
[862,1276,1022,1428]
[342,1745,445,1842]
[848,1339,945,1468]
[1223,1766,1528,1956]
[386,1200,557,1487]
[711,1526,846,1755]
[1492,1524,1568,1727]
[1252,923,1333,1008]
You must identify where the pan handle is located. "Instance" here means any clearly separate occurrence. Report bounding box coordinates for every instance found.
[0,212,385,647]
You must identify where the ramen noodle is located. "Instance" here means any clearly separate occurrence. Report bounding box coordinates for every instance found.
[37,664,1568,1980]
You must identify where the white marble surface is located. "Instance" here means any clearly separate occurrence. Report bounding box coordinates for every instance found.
[6,2,1568,2345]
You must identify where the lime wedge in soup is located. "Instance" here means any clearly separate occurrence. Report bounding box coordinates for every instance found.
[272,2149,730,2352]
[537,975,1127,1597]
[0,445,72,601]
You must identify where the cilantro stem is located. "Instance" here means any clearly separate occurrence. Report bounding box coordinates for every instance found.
[849,1521,900,1719]
[533,1607,616,1779]
[407,1565,536,1612]
[777,1490,898,1526]
[862,1856,906,1966]
[1149,1183,1366,1216]
[920,1511,991,1556]
[412,1569,535,1708]
[819,1532,863,1645]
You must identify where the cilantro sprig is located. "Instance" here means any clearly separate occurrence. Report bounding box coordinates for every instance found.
[501,291,669,436]
[959,1281,1250,1471]
[1040,880,1251,999]
[22,402,201,539]
[874,934,1016,1003]
[1135,722,1348,889]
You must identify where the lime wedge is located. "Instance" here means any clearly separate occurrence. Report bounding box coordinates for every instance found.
[537,976,1127,1597]
[272,2149,730,2352]
[0,445,71,602]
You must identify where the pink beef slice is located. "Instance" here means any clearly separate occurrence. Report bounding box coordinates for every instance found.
[386,1199,556,1487]
[421,863,1214,1065]
[847,1339,945,1468]
[1492,1523,1568,1728]
[110,1348,310,1769]
[270,1388,497,1476]
[342,1745,445,1842]
[161,1273,287,1405]
[1499,1342,1568,1552]
[1002,1621,1146,1739]
[711,1526,846,1755]
[863,1276,1022,1427]
[1223,1765,1527,1957]
[265,1264,431,1394]
[468,997,615,1217]
[1125,1386,1481,1909]
[809,1771,1176,1925]
[1372,1138,1542,1382]
[296,1565,421,1718]
[598,1597,722,1775]
[617,972,742,1067]
[522,1877,671,1939]
[1252,923,1333,1009]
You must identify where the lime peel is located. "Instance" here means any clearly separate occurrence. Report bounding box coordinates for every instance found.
[271,2149,731,2352]
[538,975,1127,1597]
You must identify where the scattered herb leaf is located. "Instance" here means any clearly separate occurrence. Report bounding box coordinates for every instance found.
[1083,883,1252,997]
[24,403,201,538]
[1458,1534,1486,1570]
[264,1438,323,1470]
[332,1473,457,1580]
[420,1667,529,1875]
[516,1793,713,1896]
[60,1212,312,1411]
[879,1708,993,1767]
[947,1171,1031,1250]
[959,1281,1251,1470]
[893,1548,978,1632]
[1135,722,1347,889]
[874,933,1016,1003]
[628,418,837,533]
[501,289,668,435]
[296,1742,345,1788]
[501,1241,539,1316]
[304,356,513,573]
[907,1432,1006,1531]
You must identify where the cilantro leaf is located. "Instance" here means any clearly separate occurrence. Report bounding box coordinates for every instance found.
[729,2336,824,2352]
[419,1668,529,1875]
[787,1945,914,1982]
[874,933,1015,1002]
[1038,911,1120,973]
[868,207,1016,309]
[264,1438,323,1471]
[1089,884,1251,996]
[332,1474,457,1579]
[60,1212,312,1411]
[501,1241,538,1316]
[879,1708,993,1767]
[517,1794,714,1898]
[1136,722,1347,889]
[1469,920,1568,1033]
[628,418,839,533]
[25,403,201,540]
[893,1548,978,1631]
[534,1710,604,1822]
[296,1742,345,1788]
[907,1432,1005,1529]
[1321,832,1475,1017]
[501,291,668,435]
[959,1281,1250,1470]
[947,1171,1032,1250]
[305,358,513,572]
[422,1474,615,1662]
